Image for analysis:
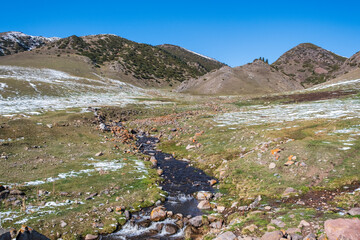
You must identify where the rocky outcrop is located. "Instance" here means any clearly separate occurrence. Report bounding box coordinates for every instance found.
[272,43,347,87]
[0,31,59,56]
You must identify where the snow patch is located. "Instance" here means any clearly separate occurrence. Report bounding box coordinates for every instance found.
[0,82,8,91]
[214,99,360,126]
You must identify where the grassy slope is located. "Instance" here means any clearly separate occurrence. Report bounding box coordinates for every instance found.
[124,91,360,237]
[0,108,163,239]
[0,51,96,79]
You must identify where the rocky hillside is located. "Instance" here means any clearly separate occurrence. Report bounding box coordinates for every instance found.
[157,44,225,72]
[272,43,347,87]
[0,31,59,56]
[177,59,303,95]
[0,33,224,87]
[335,51,360,76]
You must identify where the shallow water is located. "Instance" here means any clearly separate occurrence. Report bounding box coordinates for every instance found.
[102,134,216,239]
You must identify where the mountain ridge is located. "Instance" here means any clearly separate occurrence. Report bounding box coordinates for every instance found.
[0,32,224,87]
[1,32,359,94]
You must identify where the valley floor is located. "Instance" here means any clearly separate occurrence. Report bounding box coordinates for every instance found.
[0,81,360,240]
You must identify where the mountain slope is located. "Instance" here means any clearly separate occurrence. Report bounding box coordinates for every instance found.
[334,51,360,77]
[0,31,59,56]
[0,33,225,87]
[272,43,347,87]
[157,44,225,72]
[177,60,303,95]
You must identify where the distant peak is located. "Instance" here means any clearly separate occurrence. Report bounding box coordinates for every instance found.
[296,42,320,49]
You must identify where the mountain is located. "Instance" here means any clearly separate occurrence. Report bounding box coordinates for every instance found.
[335,51,360,76]
[157,44,225,72]
[0,33,224,87]
[0,31,59,56]
[271,43,347,87]
[176,59,303,95]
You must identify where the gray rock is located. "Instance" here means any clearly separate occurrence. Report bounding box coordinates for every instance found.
[189,216,203,227]
[164,224,179,235]
[60,220,67,228]
[348,207,360,216]
[85,234,98,240]
[270,219,285,228]
[303,233,316,240]
[197,200,211,210]
[124,210,131,220]
[290,234,303,240]
[260,231,283,240]
[282,187,296,196]
[249,195,261,209]
[214,231,237,240]
[210,221,222,229]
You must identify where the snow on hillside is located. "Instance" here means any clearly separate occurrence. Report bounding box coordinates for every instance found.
[0,65,166,115]
[182,47,218,61]
[0,31,60,54]
[309,78,360,91]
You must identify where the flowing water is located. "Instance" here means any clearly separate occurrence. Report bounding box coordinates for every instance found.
[101,133,215,240]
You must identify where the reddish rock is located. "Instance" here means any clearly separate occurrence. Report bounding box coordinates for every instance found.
[214,231,237,240]
[325,218,360,240]
[209,179,217,186]
[197,200,211,210]
[150,206,167,221]
[260,231,283,240]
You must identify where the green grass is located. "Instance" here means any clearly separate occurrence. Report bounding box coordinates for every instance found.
[0,109,163,239]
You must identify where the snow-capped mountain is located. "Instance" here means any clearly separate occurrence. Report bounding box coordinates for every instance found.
[0,31,59,56]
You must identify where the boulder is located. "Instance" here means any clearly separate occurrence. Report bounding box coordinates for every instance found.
[270,219,285,228]
[269,163,276,169]
[348,207,360,216]
[214,231,237,240]
[209,179,217,186]
[150,157,157,167]
[85,234,98,240]
[196,191,213,200]
[95,151,103,157]
[298,220,310,228]
[260,231,283,240]
[164,224,179,235]
[290,234,303,240]
[324,218,360,240]
[249,195,261,209]
[197,200,211,210]
[150,206,167,221]
[210,221,222,229]
[242,224,258,233]
[189,216,203,227]
[282,187,296,196]
[60,221,67,228]
[216,205,226,213]
[9,189,24,195]
[303,233,316,240]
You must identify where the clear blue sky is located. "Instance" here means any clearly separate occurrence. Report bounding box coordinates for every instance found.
[1,0,360,66]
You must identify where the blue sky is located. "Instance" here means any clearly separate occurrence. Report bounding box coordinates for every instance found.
[1,0,360,66]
